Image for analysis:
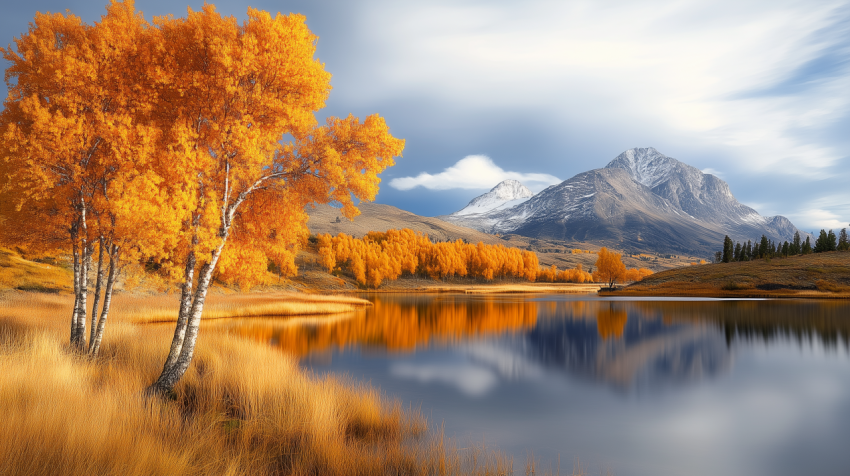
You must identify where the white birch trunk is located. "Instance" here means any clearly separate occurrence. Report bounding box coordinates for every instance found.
[90,244,118,356]
[148,185,251,395]
[89,237,105,349]
[71,238,81,347]
[75,229,89,350]
[159,250,196,372]
[149,243,224,394]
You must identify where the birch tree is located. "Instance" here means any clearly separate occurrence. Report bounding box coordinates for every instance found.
[146,5,404,394]
[0,1,161,354]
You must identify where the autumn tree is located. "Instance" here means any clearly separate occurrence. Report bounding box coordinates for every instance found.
[143,5,404,395]
[0,1,165,354]
[594,247,626,289]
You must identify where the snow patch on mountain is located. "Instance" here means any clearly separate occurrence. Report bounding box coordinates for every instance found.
[452,180,534,216]
[605,147,676,188]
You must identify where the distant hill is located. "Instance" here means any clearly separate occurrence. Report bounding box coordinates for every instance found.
[306,202,504,245]
[605,251,850,298]
[440,147,808,258]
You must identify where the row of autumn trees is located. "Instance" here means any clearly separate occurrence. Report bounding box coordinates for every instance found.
[718,228,850,263]
[0,2,403,395]
[316,229,652,288]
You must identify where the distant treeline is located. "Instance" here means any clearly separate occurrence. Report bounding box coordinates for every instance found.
[315,229,651,288]
[717,228,849,263]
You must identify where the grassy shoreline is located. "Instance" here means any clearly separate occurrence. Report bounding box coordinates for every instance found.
[0,291,532,476]
[603,251,850,299]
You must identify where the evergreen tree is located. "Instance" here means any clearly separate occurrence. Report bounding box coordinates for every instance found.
[782,241,789,257]
[722,235,734,263]
[759,235,769,259]
[714,251,723,263]
[734,242,742,261]
[838,228,849,251]
[792,231,802,255]
[802,236,812,254]
[814,229,828,253]
[826,230,837,251]
[746,240,753,260]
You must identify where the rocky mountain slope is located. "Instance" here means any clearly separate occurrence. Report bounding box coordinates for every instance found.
[441,148,806,256]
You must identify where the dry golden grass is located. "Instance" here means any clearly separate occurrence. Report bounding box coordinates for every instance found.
[2,291,590,476]
[0,248,72,293]
[122,292,373,324]
[606,251,850,298]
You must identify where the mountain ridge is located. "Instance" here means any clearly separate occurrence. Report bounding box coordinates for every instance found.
[440,148,807,256]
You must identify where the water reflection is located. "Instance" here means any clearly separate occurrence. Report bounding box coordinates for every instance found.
[208,295,850,392]
[209,295,850,476]
[204,295,538,356]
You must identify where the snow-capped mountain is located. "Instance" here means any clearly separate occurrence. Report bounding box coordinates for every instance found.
[452,180,534,216]
[440,148,807,255]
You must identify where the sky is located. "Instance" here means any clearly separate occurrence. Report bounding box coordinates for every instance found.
[1,0,848,233]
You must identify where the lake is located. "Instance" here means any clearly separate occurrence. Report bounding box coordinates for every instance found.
[216,294,850,476]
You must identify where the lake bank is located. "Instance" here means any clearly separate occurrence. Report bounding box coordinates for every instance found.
[602,251,850,299]
[0,291,523,476]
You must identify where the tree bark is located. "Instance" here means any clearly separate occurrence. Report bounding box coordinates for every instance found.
[90,244,118,356]
[71,201,89,351]
[70,227,83,348]
[74,237,89,350]
[148,243,223,395]
[89,236,105,349]
[158,249,196,373]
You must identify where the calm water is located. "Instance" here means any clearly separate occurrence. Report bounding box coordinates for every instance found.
[217,295,850,476]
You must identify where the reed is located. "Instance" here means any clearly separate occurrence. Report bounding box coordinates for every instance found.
[0,291,537,476]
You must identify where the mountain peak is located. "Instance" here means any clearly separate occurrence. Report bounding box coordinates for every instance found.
[451,179,533,217]
[486,179,534,201]
[605,147,679,189]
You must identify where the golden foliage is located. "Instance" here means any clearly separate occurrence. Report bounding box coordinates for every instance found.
[0,1,404,290]
[317,229,539,288]
[593,247,653,286]
[593,247,626,287]
[535,263,594,283]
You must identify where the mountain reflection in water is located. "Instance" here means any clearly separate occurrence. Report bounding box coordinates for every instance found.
[205,295,850,391]
[206,295,850,476]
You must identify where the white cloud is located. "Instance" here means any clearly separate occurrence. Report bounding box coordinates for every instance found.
[789,208,849,232]
[389,155,561,191]
[701,168,724,178]
[785,194,850,231]
[350,0,849,178]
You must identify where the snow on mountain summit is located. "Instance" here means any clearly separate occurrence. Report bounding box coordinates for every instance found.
[452,179,534,216]
[604,147,677,189]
